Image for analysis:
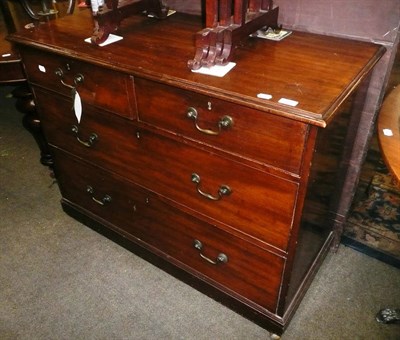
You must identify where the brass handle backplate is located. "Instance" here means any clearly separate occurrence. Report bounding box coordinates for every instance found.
[191,173,231,201]
[186,107,233,136]
[86,185,112,206]
[193,239,228,265]
[71,125,98,147]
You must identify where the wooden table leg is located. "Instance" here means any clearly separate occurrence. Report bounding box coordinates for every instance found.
[12,85,54,167]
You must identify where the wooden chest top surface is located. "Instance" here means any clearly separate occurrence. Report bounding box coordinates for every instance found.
[8,8,384,126]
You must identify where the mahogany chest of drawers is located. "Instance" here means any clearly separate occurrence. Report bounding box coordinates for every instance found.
[8,9,384,335]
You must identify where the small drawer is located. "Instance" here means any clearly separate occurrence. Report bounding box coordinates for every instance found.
[53,149,284,313]
[135,78,308,174]
[20,47,136,119]
[130,129,298,251]
[33,87,139,172]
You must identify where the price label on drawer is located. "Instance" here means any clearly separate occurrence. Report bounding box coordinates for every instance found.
[38,64,46,73]
[73,90,82,123]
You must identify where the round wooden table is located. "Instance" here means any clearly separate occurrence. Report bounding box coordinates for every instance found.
[377,85,400,187]
[376,87,400,324]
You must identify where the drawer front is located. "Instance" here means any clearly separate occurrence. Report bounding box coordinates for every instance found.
[132,129,298,251]
[21,47,136,119]
[135,78,308,174]
[53,149,284,313]
[33,87,140,170]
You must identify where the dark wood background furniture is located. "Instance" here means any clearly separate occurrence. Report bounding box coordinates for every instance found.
[0,0,75,166]
[0,0,46,164]
[8,7,384,336]
[187,0,279,70]
[0,20,24,82]
[89,0,169,44]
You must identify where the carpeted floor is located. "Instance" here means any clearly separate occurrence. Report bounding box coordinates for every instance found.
[1,85,400,339]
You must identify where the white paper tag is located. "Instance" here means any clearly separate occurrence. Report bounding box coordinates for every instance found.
[383,128,393,137]
[278,98,299,107]
[74,91,82,123]
[38,65,46,73]
[257,93,272,100]
[191,62,236,77]
[85,34,123,46]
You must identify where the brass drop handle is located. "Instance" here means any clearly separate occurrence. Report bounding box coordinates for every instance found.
[186,107,233,136]
[86,186,112,206]
[191,173,231,201]
[71,125,98,147]
[55,68,84,89]
[193,239,228,265]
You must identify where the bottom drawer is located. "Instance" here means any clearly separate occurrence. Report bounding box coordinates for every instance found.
[53,149,285,313]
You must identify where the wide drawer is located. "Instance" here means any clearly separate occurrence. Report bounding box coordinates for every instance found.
[35,88,298,250]
[53,149,285,313]
[21,46,136,119]
[135,78,308,174]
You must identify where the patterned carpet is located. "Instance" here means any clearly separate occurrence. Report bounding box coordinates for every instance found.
[343,136,400,267]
